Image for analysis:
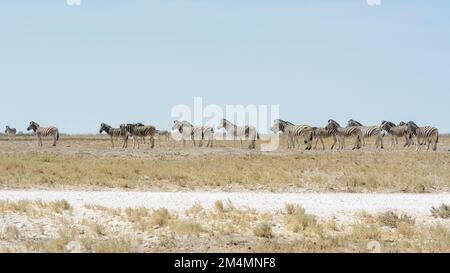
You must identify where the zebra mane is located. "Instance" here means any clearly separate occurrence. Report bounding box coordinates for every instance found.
[181,120,193,127]
[398,121,406,126]
[274,119,294,126]
[327,119,341,128]
[382,120,396,128]
[347,119,363,127]
[407,121,419,129]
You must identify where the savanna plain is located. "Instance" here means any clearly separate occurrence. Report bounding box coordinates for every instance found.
[0,135,449,252]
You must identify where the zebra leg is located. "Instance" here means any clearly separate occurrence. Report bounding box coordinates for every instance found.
[38,136,43,147]
[150,136,155,149]
[330,136,336,150]
[53,135,57,146]
[110,136,114,148]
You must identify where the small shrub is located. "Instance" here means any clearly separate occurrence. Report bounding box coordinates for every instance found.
[214,200,224,214]
[254,222,273,238]
[431,204,450,219]
[377,211,415,228]
[150,208,171,227]
[285,203,296,215]
[171,220,203,236]
[285,206,317,233]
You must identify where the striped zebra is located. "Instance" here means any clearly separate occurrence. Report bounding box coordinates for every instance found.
[380,121,410,147]
[217,118,258,149]
[99,123,128,148]
[27,121,59,147]
[120,123,156,149]
[312,127,337,150]
[325,119,362,150]
[156,130,171,141]
[271,119,295,149]
[4,126,17,140]
[406,121,438,151]
[172,120,214,148]
[271,119,314,150]
[347,119,384,149]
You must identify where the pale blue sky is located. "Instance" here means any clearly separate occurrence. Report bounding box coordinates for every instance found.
[1,0,449,133]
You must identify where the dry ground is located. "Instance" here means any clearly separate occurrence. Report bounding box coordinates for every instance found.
[0,199,449,253]
[0,135,449,192]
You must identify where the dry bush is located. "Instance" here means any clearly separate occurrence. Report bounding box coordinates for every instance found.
[171,220,203,236]
[254,222,273,238]
[284,206,317,233]
[150,208,172,227]
[431,204,450,219]
[376,211,415,228]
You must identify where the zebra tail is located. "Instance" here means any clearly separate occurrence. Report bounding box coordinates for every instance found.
[57,130,60,141]
[257,133,260,140]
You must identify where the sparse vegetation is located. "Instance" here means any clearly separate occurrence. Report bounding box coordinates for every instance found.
[431,204,450,219]
[254,222,273,238]
[0,200,449,253]
[0,137,450,192]
[377,211,415,228]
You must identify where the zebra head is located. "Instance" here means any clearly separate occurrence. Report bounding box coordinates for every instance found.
[27,121,39,132]
[326,119,340,131]
[99,123,110,134]
[347,119,363,127]
[270,119,293,134]
[406,121,419,136]
[380,120,396,132]
[217,118,228,130]
[172,120,183,132]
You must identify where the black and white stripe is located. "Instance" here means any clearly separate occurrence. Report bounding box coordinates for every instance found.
[312,127,337,150]
[4,126,17,140]
[325,119,362,150]
[27,121,59,147]
[217,118,258,149]
[121,123,156,149]
[406,121,439,151]
[172,120,214,148]
[347,119,384,149]
[99,123,128,148]
[271,119,314,150]
[380,120,410,147]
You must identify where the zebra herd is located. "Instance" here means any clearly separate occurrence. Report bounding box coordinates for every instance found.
[0,119,443,151]
[271,119,439,151]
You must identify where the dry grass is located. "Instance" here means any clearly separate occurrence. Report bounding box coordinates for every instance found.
[431,204,450,219]
[1,138,450,192]
[0,199,449,253]
[253,222,273,238]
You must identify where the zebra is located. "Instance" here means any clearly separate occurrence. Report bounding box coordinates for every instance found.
[27,121,59,147]
[380,120,410,147]
[172,120,214,148]
[120,123,156,149]
[271,119,314,150]
[312,127,337,150]
[217,118,258,149]
[120,123,145,146]
[156,130,171,141]
[4,126,17,140]
[99,123,128,148]
[347,119,384,149]
[325,119,362,150]
[271,119,296,149]
[406,121,438,151]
